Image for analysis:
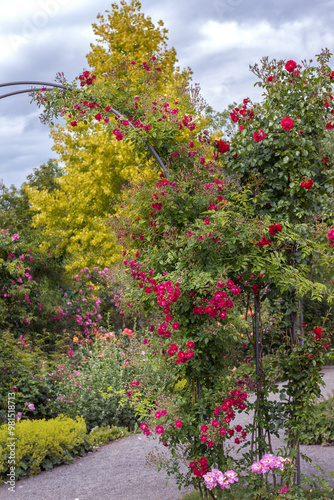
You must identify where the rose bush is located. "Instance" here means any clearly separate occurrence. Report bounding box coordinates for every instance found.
[20,25,334,496]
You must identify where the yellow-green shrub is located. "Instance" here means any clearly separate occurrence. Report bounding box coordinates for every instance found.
[87,425,130,447]
[0,416,90,481]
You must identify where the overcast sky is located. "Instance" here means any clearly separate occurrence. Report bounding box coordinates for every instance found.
[1,0,334,187]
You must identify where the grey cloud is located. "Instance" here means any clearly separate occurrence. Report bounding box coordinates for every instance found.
[142,0,334,27]
[0,124,54,187]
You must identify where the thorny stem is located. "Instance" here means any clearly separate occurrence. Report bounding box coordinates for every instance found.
[198,482,204,499]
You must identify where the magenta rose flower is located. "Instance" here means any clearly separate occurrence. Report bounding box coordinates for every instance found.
[253,129,266,142]
[281,117,294,130]
[285,60,297,72]
[327,229,334,246]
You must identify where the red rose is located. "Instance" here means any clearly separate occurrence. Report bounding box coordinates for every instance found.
[185,350,194,359]
[281,118,294,130]
[269,222,282,235]
[285,60,297,73]
[300,179,313,189]
[230,110,239,123]
[267,76,273,82]
[256,235,271,248]
[312,326,324,339]
[253,129,266,142]
[215,139,230,153]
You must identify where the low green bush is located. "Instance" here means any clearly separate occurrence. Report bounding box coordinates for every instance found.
[87,425,131,447]
[0,416,90,483]
[299,392,334,446]
[49,338,137,431]
[326,348,334,366]
[0,331,58,423]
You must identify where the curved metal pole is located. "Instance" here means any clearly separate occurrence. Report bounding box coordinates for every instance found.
[0,89,52,99]
[0,81,72,91]
[0,81,169,179]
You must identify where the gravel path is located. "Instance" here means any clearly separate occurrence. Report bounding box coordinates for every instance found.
[1,367,333,500]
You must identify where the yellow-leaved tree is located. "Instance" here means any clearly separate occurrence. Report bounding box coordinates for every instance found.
[27,0,209,272]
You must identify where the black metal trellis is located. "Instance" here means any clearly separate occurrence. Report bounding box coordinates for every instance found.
[254,295,301,483]
[254,295,263,460]
[292,310,301,485]
[0,81,169,179]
